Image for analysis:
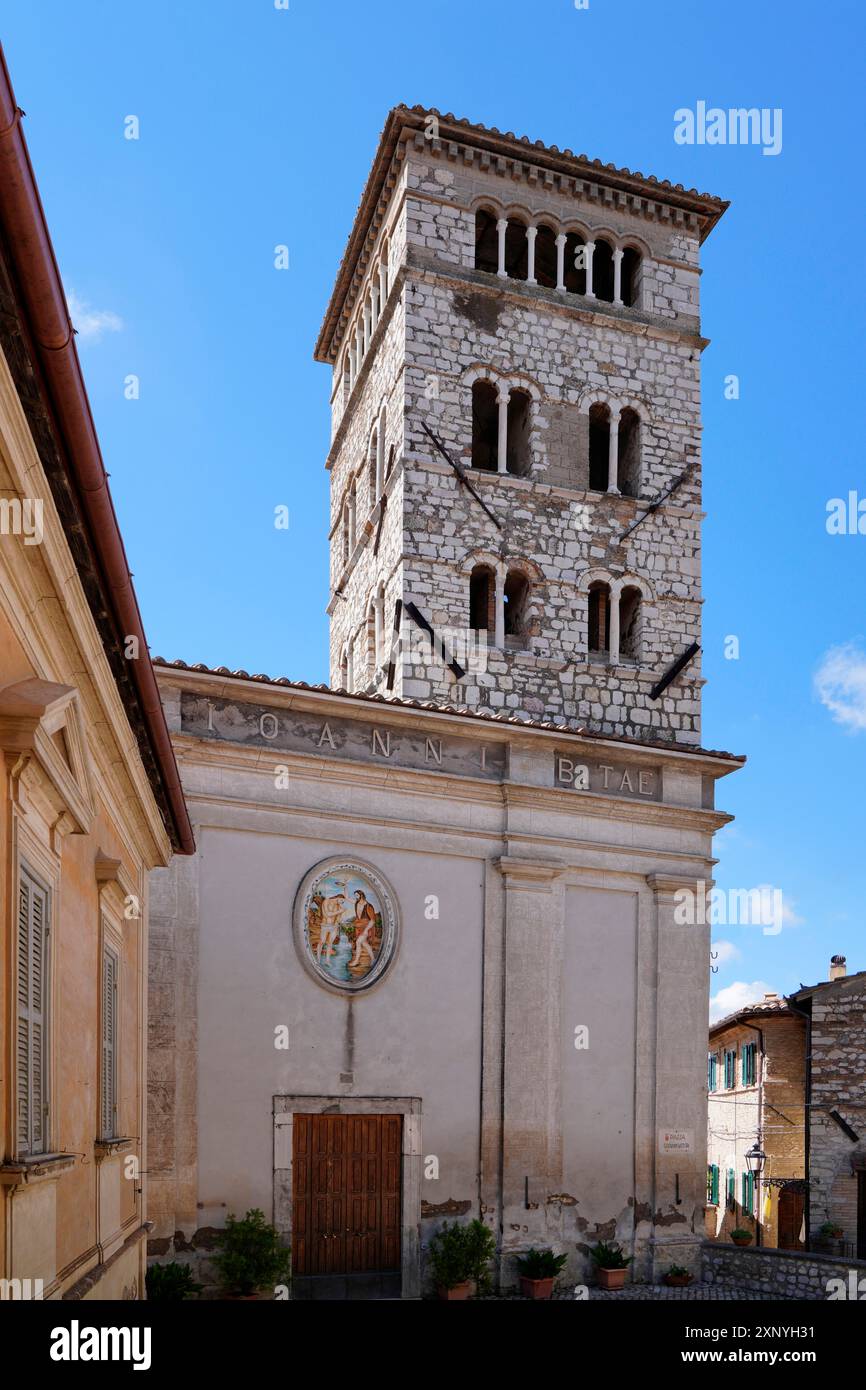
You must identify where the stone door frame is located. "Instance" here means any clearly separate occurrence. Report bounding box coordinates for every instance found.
[273,1094,422,1300]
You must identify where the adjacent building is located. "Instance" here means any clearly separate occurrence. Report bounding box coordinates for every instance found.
[0,47,193,1300]
[790,957,866,1258]
[148,106,742,1298]
[706,995,806,1250]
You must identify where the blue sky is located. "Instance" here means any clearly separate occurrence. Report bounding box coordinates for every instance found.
[4,0,864,1006]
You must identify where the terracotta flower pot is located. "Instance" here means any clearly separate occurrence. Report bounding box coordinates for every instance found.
[597,1266,627,1290]
[663,1274,693,1287]
[438,1281,473,1300]
[520,1275,555,1300]
[731,1234,752,1247]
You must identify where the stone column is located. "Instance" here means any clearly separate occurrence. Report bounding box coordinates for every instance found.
[585,240,596,299]
[497,388,509,474]
[494,568,505,649]
[609,584,621,664]
[379,262,388,311]
[496,218,508,278]
[607,408,621,494]
[613,247,624,307]
[497,856,567,1257]
[645,873,711,1280]
[526,225,537,285]
[555,232,566,291]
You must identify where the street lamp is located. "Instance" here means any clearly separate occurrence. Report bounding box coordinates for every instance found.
[746,1140,766,1248]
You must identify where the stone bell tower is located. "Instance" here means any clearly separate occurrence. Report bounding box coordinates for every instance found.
[316,106,727,748]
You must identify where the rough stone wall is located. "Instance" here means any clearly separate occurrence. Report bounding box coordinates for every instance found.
[805,975,866,1246]
[703,1242,866,1300]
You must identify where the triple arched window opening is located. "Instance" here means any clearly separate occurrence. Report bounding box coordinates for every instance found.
[474,210,642,307]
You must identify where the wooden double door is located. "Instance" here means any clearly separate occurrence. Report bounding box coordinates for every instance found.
[292,1113,401,1295]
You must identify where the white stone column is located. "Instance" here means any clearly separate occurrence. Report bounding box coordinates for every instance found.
[363,303,371,352]
[613,247,624,307]
[497,388,509,474]
[371,284,380,326]
[555,232,566,291]
[379,262,388,311]
[496,218,508,278]
[585,240,596,299]
[607,408,621,494]
[526,225,537,285]
[494,568,505,649]
[375,421,385,500]
[374,592,383,666]
[609,584,621,664]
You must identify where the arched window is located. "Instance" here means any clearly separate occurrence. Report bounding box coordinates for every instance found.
[472,381,499,471]
[588,581,610,655]
[564,232,587,295]
[365,599,377,678]
[339,644,349,689]
[504,569,531,646]
[593,238,615,302]
[368,426,378,503]
[619,586,642,661]
[621,247,641,308]
[375,583,386,666]
[617,408,641,497]
[506,389,532,476]
[534,224,557,289]
[380,237,390,301]
[341,502,350,566]
[504,218,528,280]
[474,208,499,274]
[469,565,495,631]
[588,404,611,491]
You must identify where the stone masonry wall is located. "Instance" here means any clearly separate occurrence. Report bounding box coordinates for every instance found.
[703,1242,866,1300]
[805,975,866,1247]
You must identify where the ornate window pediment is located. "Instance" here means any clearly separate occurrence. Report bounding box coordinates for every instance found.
[0,678,94,835]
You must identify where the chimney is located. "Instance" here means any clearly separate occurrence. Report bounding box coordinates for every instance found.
[829,954,847,981]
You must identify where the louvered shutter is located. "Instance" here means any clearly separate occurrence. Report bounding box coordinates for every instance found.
[101,946,118,1138]
[17,868,49,1155]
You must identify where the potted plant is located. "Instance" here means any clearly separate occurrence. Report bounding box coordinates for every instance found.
[731,1228,753,1247]
[213,1208,291,1299]
[663,1263,693,1288]
[590,1240,632,1290]
[819,1220,844,1241]
[516,1248,567,1300]
[429,1218,496,1300]
[145,1261,204,1301]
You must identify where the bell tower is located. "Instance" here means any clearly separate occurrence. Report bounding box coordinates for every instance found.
[316,106,727,747]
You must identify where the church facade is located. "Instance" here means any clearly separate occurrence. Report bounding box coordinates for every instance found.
[147,107,742,1297]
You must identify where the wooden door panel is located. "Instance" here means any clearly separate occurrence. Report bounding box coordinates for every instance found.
[292,1112,402,1277]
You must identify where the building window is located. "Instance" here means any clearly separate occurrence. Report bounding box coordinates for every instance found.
[742,1042,758,1087]
[17,865,50,1156]
[474,208,499,274]
[593,237,616,302]
[621,246,641,307]
[534,224,557,289]
[504,570,531,647]
[617,407,641,497]
[707,1164,719,1205]
[708,1053,718,1092]
[723,1048,736,1089]
[504,217,528,280]
[588,581,610,656]
[588,403,611,492]
[742,1171,755,1216]
[564,232,587,295]
[726,1168,736,1210]
[506,389,532,477]
[100,941,119,1140]
[619,586,642,662]
[469,565,495,632]
[471,380,499,471]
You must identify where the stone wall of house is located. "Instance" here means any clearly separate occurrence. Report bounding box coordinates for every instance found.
[804,974,866,1247]
[703,1242,866,1300]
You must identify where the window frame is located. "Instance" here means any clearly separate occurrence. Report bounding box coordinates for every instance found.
[99,927,121,1142]
[16,860,52,1157]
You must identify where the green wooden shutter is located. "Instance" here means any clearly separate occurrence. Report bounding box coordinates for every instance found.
[17,868,49,1155]
[101,945,118,1139]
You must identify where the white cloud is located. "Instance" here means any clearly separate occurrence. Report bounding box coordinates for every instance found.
[814,643,866,733]
[66,289,123,344]
[709,979,771,1023]
[712,940,741,965]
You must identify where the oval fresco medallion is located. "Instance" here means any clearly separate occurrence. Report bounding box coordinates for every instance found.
[293,857,399,993]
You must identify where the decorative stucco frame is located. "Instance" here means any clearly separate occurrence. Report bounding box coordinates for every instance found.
[273,1094,422,1300]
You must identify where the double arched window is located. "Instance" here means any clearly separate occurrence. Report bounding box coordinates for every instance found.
[586,574,647,663]
[468,558,536,650]
[341,235,392,397]
[470,377,534,477]
[588,402,642,496]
